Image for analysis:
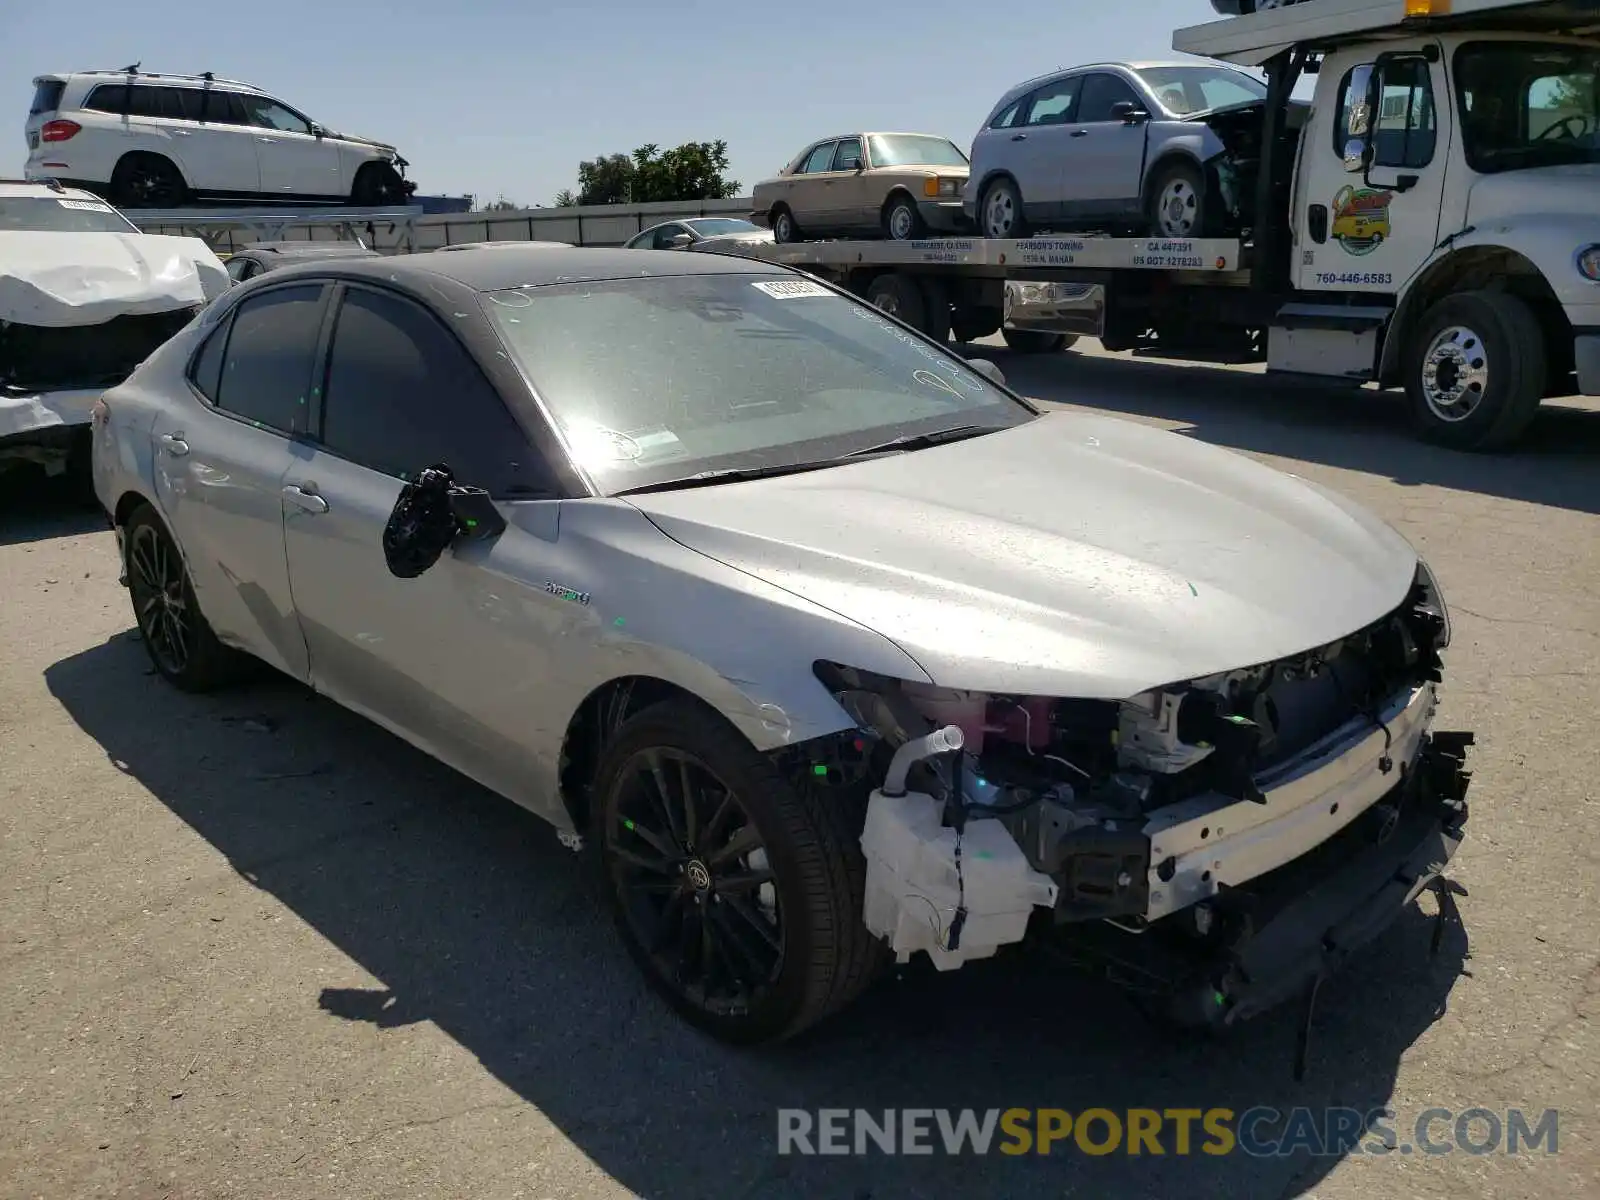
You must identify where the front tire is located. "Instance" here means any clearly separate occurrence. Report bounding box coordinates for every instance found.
[863,273,928,333]
[351,162,408,206]
[123,504,246,692]
[882,193,926,241]
[592,700,880,1043]
[1404,289,1546,451]
[1146,160,1217,239]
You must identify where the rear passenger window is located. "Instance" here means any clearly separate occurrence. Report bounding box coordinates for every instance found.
[1025,80,1080,126]
[319,288,546,496]
[798,142,837,173]
[202,90,250,125]
[209,286,326,434]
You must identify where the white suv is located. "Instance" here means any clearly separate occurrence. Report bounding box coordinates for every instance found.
[25,70,416,209]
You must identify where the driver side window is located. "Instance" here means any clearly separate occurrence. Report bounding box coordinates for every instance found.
[316,287,553,496]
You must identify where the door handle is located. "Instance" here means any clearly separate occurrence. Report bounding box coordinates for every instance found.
[256,136,276,144]
[172,129,191,137]
[1010,133,1028,142]
[1069,129,1089,138]
[282,484,328,514]
[158,433,189,456]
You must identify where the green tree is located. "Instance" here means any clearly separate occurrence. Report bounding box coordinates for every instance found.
[478,195,520,211]
[552,188,578,207]
[575,153,636,205]
[570,141,741,206]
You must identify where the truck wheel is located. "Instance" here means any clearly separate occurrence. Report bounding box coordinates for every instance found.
[979,177,1029,239]
[917,277,954,342]
[1405,290,1546,451]
[771,206,802,244]
[864,273,928,332]
[591,699,881,1044]
[952,306,1003,344]
[1146,161,1216,239]
[1002,328,1074,353]
[882,193,926,241]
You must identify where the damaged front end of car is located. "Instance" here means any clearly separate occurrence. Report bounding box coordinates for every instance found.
[810,560,1472,1074]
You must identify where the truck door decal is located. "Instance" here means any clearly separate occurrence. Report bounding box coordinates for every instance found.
[1330,185,1395,256]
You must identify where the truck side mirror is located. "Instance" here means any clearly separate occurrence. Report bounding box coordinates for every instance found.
[1346,64,1375,138]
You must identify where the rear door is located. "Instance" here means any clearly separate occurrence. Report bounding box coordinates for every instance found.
[189,88,263,195]
[149,282,329,679]
[239,93,343,199]
[1010,77,1082,219]
[1061,72,1150,215]
[786,140,839,229]
[279,282,564,799]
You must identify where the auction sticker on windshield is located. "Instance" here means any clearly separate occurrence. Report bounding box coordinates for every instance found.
[752,280,833,299]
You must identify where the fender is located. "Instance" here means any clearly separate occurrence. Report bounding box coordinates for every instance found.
[1379,217,1593,382]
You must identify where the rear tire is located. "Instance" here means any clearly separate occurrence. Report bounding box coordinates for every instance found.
[1404,289,1546,451]
[1002,328,1074,353]
[109,154,187,209]
[979,177,1029,239]
[123,504,248,692]
[591,699,881,1043]
[771,205,802,244]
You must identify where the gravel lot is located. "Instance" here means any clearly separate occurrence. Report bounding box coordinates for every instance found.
[3,342,1596,1200]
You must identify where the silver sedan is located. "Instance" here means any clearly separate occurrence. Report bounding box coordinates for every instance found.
[91,245,1470,1046]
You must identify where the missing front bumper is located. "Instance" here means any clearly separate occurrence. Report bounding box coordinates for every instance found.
[1045,731,1472,1064]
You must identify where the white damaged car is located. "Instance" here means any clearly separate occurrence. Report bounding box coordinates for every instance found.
[1,178,227,492]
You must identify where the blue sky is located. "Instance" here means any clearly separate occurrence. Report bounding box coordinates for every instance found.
[6,0,1247,206]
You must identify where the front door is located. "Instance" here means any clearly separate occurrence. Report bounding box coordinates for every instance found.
[239,94,343,199]
[279,282,566,803]
[1061,72,1151,215]
[149,283,329,680]
[1296,48,1449,294]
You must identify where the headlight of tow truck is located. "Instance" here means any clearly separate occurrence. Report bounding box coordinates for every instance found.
[923,176,962,199]
[1415,557,1451,648]
[1576,245,1600,282]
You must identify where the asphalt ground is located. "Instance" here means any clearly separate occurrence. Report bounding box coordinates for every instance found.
[2,340,1596,1199]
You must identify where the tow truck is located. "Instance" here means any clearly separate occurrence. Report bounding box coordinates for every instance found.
[737,0,1600,451]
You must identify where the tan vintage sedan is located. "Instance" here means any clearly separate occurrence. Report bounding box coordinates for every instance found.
[750,132,971,243]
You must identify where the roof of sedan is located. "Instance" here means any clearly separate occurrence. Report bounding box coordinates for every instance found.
[268,245,784,292]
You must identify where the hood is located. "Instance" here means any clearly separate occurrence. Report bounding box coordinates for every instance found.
[1466,161,1600,225]
[0,231,228,327]
[325,130,397,154]
[628,412,1418,699]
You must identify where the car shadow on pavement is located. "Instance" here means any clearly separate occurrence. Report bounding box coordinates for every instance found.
[0,472,103,546]
[991,348,1600,517]
[46,634,1470,1200]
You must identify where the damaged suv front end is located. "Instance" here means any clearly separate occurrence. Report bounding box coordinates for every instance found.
[814,557,1470,1054]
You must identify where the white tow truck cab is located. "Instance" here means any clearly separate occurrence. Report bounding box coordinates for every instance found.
[736,0,1600,451]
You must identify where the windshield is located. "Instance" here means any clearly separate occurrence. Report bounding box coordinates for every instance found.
[0,196,139,233]
[483,272,1033,495]
[868,134,969,168]
[1136,65,1267,115]
[686,218,761,236]
[1455,41,1600,173]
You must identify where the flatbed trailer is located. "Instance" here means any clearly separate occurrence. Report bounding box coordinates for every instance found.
[741,0,1600,449]
[127,203,424,253]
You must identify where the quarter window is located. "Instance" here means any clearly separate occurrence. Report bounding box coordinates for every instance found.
[318,288,547,496]
[205,285,326,434]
